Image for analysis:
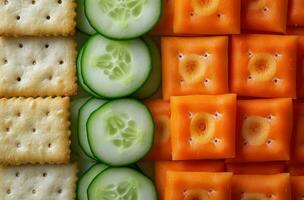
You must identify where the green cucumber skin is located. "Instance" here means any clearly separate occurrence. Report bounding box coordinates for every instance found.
[77,163,108,200]
[81,35,153,99]
[133,36,162,99]
[70,97,91,158]
[87,167,158,200]
[76,0,96,35]
[77,43,103,98]
[72,152,96,176]
[76,97,96,159]
[84,0,162,40]
[77,97,107,159]
[87,99,155,166]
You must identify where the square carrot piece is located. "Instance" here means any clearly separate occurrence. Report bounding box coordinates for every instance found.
[241,0,288,33]
[290,101,304,163]
[230,98,293,162]
[144,99,171,161]
[165,171,232,200]
[232,174,291,200]
[162,37,229,100]
[173,0,240,34]
[231,34,298,98]
[291,176,304,200]
[171,94,236,160]
[288,0,304,27]
[226,162,286,175]
[150,0,174,35]
[155,161,225,199]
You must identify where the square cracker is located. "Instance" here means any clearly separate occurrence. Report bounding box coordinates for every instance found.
[0,0,76,36]
[0,163,78,200]
[0,97,70,165]
[0,37,77,97]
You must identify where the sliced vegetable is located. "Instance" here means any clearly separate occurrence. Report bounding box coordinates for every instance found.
[88,167,157,200]
[77,163,108,200]
[155,161,225,199]
[78,98,106,159]
[81,34,151,98]
[171,94,236,160]
[87,99,154,166]
[232,174,291,200]
[77,45,101,98]
[230,98,293,162]
[144,100,171,161]
[85,0,162,39]
[70,97,91,157]
[76,0,96,35]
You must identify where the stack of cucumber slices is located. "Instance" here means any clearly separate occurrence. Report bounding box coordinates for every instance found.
[74,98,157,200]
[74,0,161,199]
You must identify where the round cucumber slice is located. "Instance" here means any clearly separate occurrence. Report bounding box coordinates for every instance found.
[77,45,102,98]
[78,98,107,159]
[81,34,152,99]
[85,0,162,39]
[133,37,161,99]
[77,163,108,200]
[76,0,96,35]
[87,99,154,166]
[88,167,157,200]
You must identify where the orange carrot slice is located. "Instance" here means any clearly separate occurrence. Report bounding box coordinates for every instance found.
[165,171,232,200]
[232,174,291,200]
[155,161,225,199]
[162,37,229,100]
[228,98,293,162]
[231,34,298,98]
[291,176,304,199]
[288,0,304,27]
[144,99,171,161]
[171,94,236,160]
[241,0,288,33]
[173,0,241,34]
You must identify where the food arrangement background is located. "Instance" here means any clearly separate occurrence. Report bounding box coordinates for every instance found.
[0,0,303,200]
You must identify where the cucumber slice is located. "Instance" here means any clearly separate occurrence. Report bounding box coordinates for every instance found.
[133,37,161,99]
[77,163,108,200]
[88,168,157,200]
[77,45,102,98]
[81,34,152,98]
[87,99,154,166]
[70,97,91,157]
[85,0,162,40]
[78,98,107,159]
[76,0,96,35]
